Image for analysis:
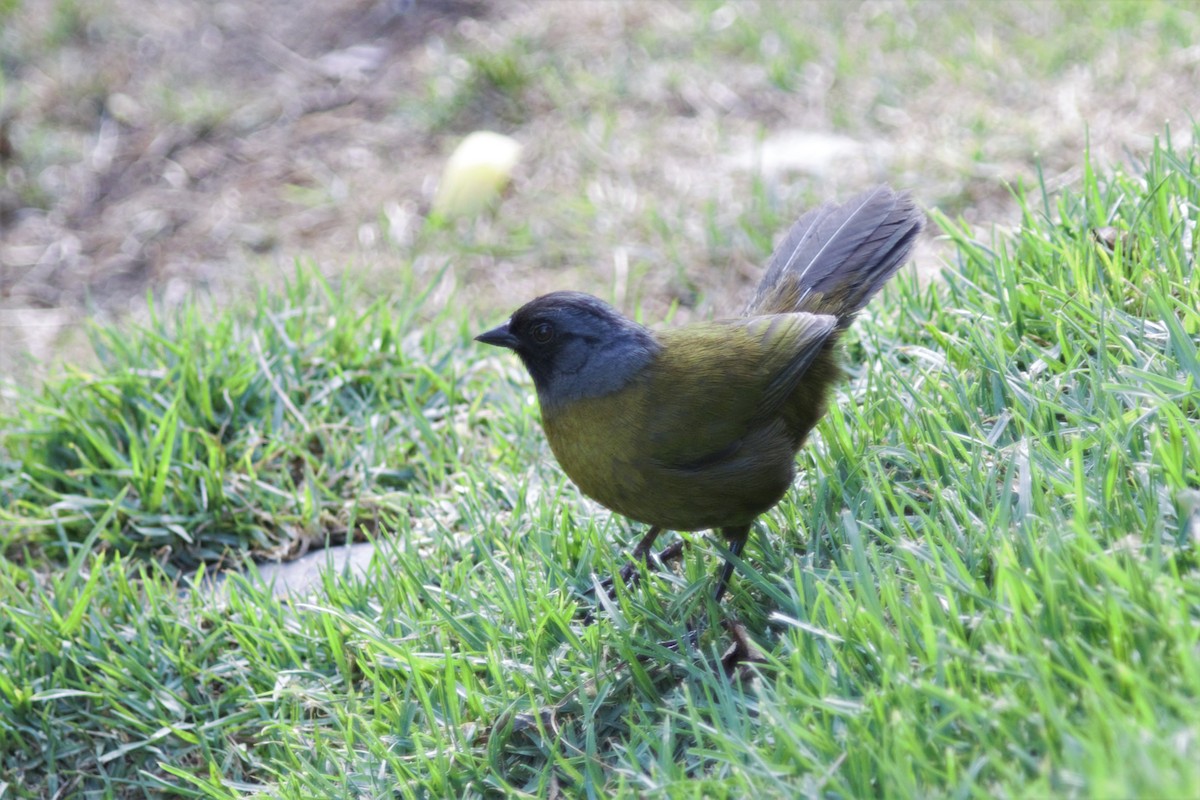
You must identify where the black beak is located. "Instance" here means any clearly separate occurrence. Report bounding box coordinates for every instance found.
[475,321,519,350]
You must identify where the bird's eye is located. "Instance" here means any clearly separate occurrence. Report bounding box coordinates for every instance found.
[531,322,554,344]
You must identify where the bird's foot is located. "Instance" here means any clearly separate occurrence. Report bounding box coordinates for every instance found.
[599,539,687,596]
[579,539,688,626]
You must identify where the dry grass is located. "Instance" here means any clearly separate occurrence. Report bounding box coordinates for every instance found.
[1,0,1198,379]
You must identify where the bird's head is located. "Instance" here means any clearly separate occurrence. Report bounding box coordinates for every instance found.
[476,291,660,409]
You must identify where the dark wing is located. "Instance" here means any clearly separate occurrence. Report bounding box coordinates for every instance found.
[642,312,837,470]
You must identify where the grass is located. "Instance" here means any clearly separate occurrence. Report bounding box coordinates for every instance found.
[0,270,472,570]
[2,128,1198,797]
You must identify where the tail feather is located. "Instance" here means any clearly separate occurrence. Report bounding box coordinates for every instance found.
[745,185,924,325]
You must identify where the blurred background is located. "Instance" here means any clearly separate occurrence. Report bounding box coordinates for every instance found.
[1,0,1197,379]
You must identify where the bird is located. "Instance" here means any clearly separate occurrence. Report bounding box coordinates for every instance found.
[476,185,924,605]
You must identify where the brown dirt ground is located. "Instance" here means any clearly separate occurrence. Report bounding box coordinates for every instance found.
[2,0,1198,385]
[2,0,490,377]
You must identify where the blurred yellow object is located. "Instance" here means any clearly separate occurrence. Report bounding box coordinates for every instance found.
[431,131,521,219]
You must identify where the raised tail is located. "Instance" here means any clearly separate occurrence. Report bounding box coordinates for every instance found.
[745,185,924,325]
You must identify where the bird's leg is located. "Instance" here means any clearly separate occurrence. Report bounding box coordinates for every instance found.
[583,527,676,628]
[612,525,669,588]
[584,527,683,624]
[618,537,687,586]
[712,525,751,601]
[629,525,664,561]
[591,526,662,600]
[660,527,751,665]
[628,525,688,575]
[597,526,690,596]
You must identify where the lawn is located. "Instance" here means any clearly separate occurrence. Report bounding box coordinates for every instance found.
[1,132,1198,797]
[3,0,1200,796]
